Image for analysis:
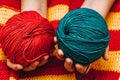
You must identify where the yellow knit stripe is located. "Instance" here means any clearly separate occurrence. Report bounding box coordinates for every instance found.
[9,77,16,80]
[0,7,19,25]
[0,48,6,61]
[106,12,120,30]
[91,50,120,72]
[0,5,20,12]
[47,4,69,21]
[19,73,76,80]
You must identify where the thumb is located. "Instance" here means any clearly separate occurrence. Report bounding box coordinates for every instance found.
[102,46,109,60]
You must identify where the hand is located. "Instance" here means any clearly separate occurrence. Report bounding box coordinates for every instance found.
[54,36,109,74]
[7,55,49,71]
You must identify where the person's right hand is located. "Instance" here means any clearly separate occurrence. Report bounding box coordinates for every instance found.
[6,55,49,71]
[54,36,109,74]
[56,46,109,74]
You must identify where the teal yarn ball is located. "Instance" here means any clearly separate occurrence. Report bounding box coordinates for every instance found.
[56,8,110,65]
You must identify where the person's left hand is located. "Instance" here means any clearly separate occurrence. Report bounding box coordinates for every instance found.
[54,36,109,74]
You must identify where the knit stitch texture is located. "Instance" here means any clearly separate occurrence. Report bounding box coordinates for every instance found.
[0,0,120,80]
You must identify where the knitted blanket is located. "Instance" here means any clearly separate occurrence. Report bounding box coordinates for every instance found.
[0,0,120,80]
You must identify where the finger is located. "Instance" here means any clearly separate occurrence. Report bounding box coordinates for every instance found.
[38,55,49,67]
[54,36,58,43]
[64,58,74,72]
[23,61,39,71]
[75,64,90,74]
[7,59,23,71]
[102,46,109,60]
[56,49,64,60]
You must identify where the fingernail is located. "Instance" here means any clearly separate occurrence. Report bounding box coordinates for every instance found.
[54,37,58,42]
[58,50,64,56]
[58,52,63,57]
[66,58,73,65]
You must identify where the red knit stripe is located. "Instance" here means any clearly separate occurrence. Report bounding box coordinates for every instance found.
[69,0,84,10]
[110,0,120,12]
[109,30,120,51]
[48,0,70,8]
[80,69,120,80]
[0,62,10,80]
[0,25,2,31]
[0,25,2,48]
[0,0,21,10]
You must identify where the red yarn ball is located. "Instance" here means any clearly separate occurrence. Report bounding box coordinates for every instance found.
[0,11,55,67]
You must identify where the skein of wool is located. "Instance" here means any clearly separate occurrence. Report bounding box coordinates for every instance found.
[57,8,110,65]
[0,11,55,67]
